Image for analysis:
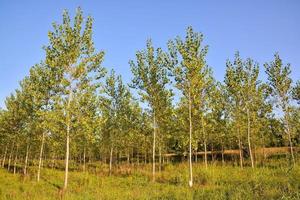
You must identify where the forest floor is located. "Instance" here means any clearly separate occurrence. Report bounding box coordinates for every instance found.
[0,161,299,200]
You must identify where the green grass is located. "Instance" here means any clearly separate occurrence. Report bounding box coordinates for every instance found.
[0,162,299,200]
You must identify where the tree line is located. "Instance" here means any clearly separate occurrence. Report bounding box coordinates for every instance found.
[0,8,299,189]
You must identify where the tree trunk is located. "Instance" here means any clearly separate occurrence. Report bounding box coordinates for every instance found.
[188,90,193,187]
[7,142,15,171]
[83,146,86,172]
[159,146,162,173]
[64,89,73,191]
[152,112,156,182]
[247,108,254,168]
[284,110,295,166]
[238,129,243,168]
[13,146,18,175]
[109,146,113,176]
[51,154,55,169]
[211,144,214,163]
[1,144,7,168]
[24,143,29,175]
[221,145,225,165]
[127,151,130,165]
[202,116,208,169]
[37,131,45,182]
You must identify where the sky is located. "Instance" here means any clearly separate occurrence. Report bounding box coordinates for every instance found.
[0,0,299,108]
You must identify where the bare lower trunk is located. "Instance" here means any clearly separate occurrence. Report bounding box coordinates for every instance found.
[37,131,45,182]
[202,116,207,169]
[159,146,162,173]
[109,146,113,176]
[127,151,130,165]
[13,146,18,175]
[7,142,15,171]
[63,89,72,191]
[238,129,243,168]
[204,141,208,169]
[152,112,156,182]
[188,90,193,187]
[1,145,7,168]
[51,154,55,169]
[247,108,254,168]
[211,144,214,163]
[221,145,225,165]
[285,111,295,166]
[83,146,86,172]
[24,143,29,175]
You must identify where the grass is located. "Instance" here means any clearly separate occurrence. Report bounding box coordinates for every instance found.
[0,162,299,200]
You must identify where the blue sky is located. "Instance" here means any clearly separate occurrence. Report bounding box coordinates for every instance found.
[0,0,299,108]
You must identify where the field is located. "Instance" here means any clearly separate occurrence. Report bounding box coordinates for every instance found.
[0,161,299,200]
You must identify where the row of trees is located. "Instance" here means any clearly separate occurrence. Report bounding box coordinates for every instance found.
[0,8,299,189]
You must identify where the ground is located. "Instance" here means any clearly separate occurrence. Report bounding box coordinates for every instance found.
[0,162,299,200]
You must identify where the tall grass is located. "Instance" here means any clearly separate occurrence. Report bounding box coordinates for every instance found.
[0,161,299,199]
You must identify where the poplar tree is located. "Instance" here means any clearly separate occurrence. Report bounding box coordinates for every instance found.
[130,40,172,181]
[168,26,209,187]
[44,8,105,190]
[264,53,295,166]
[101,70,132,175]
[225,53,245,168]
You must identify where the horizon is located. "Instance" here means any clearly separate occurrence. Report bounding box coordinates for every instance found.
[0,0,299,108]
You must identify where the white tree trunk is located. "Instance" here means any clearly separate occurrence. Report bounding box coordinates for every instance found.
[188,90,193,187]
[83,146,86,172]
[202,116,208,169]
[238,128,243,168]
[284,110,295,166]
[13,146,18,175]
[23,143,29,175]
[7,142,14,171]
[37,131,45,182]
[152,112,156,182]
[247,108,254,168]
[1,145,7,168]
[64,89,73,191]
[109,146,113,176]
[159,146,162,173]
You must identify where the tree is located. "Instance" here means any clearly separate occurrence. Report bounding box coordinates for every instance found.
[130,40,172,181]
[101,70,132,175]
[168,26,209,186]
[264,53,296,166]
[44,8,105,190]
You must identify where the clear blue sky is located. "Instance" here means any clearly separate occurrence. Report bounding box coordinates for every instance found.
[0,0,299,108]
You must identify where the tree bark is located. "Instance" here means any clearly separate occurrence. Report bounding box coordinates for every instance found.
[7,142,15,171]
[188,90,193,187]
[83,146,86,172]
[1,144,7,168]
[37,131,45,182]
[64,88,73,191]
[109,146,113,176]
[284,109,295,166]
[23,143,29,175]
[202,116,208,169]
[221,145,225,165]
[247,108,254,168]
[238,128,243,168]
[152,112,156,182]
[13,146,18,175]
[127,150,130,165]
[159,146,162,173]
